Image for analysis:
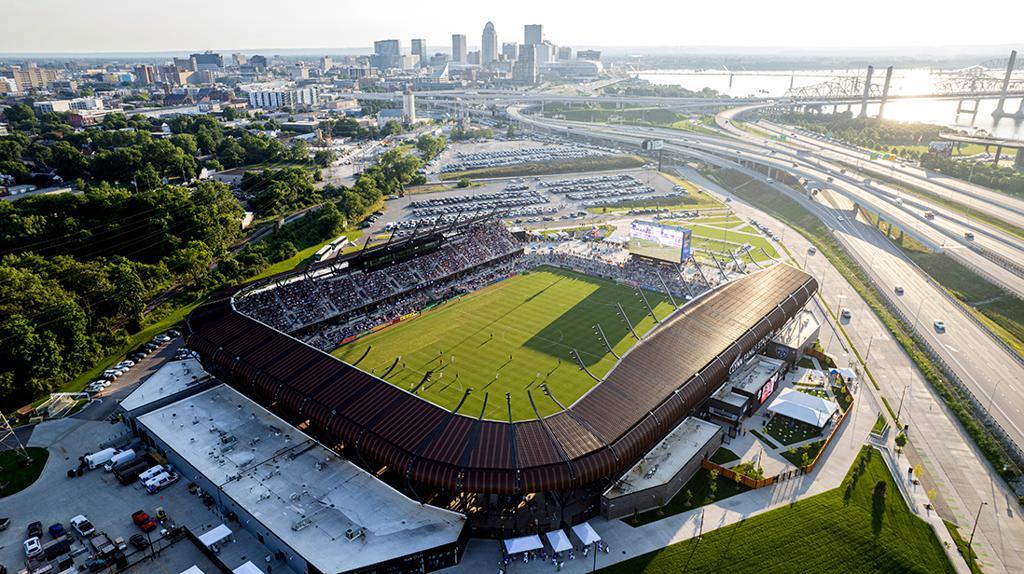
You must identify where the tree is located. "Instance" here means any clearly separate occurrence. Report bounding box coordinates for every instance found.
[289,139,310,163]
[169,241,213,283]
[170,133,199,156]
[313,149,336,168]
[2,104,37,130]
[708,469,719,499]
[0,160,31,183]
[415,134,446,161]
[49,141,90,179]
[109,261,147,321]
[381,120,403,137]
[456,177,471,188]
[134,164,162,191]
[894,432,907,449]
[506,125,516,138]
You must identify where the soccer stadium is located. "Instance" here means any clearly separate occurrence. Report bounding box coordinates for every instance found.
[184,216,818,538]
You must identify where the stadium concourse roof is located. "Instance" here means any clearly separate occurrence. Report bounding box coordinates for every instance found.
[184,263,817,495]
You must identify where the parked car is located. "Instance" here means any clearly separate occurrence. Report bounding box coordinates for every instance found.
[137,465,169,484]
[129,534,149,550]
[70,515,96,537]
[24,536,42,558]
[145,472,179,494]
[48,523,65,538]
[27,521,43,538]
[131,511,157,533]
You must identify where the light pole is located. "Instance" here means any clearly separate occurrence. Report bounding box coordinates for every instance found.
[967,501,987,570]
[895,384,910,423]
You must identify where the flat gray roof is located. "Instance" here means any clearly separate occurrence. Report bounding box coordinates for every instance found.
[119,358,209,413]
[729,355,785,396]
[137,385,464,574]
[603,416,720,498]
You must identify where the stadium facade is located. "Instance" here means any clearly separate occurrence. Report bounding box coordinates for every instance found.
[184,220,818,538]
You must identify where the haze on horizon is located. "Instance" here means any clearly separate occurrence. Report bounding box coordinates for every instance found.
[3,0,1022,55]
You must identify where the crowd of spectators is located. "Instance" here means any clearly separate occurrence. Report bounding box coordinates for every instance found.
[235,221,520,333]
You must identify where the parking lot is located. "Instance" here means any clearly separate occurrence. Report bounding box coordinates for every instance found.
[1,348,289,574]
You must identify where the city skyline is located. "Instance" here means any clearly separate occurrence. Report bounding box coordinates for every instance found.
[2,0,1023,54]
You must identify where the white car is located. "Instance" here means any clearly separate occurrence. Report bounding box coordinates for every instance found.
[24,536,42,558]
[117,360,135,368]
[841,308,852,320]
[70,515,96,537]
[934,320,946,332]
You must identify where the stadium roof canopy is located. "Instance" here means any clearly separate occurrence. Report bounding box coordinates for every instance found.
[185,263,817,495]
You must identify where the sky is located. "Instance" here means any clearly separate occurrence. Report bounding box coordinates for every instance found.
[2,0,1022,54]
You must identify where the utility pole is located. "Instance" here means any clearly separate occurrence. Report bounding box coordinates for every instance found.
[895,384,910,422]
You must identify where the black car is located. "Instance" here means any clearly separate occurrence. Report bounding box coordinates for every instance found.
[129,534,149,550]
[27,521,43,538]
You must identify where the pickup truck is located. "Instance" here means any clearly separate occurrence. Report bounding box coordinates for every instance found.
[89,532,117,556]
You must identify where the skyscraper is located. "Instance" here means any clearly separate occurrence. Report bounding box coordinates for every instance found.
[513,43,538,84]
[481,22,498,66]
[502,42,518,61]
[451,34,467,63]
[524,24,544,45]
[411,39,427,65]
[374,39,400,56]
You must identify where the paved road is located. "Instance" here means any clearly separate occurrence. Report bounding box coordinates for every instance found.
[512,109,1024,571]
[683,167,1024,573]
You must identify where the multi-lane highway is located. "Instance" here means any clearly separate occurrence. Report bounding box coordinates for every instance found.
[510,103,1024,457]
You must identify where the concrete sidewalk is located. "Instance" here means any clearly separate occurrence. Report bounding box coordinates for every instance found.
[444,382,876,574]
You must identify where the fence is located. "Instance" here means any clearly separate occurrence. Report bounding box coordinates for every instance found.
[702,385,855,488]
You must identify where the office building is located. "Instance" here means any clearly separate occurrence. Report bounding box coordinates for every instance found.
[481,22,498,65]
[513,43,538,84]
[133,64,155,85]
[524,24,544,45]
[158,65,191,86]
[501,42,518,61]
[232,53,247,67]
[320,55,333,71]
[372,39,402,70]
[451,34,466,63]
[558,46,572,60]
[411,39,427,65]
[33,100,71,114]
[245,83,319,109]
[11,67,58,91]
[577,49,601,61]
[249,55,268,72]
[190,52,223,71]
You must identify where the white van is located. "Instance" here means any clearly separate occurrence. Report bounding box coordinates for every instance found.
[84,448,118,470]
[138,465,169,484]
[104,449,136,472]
[145,472,178,494]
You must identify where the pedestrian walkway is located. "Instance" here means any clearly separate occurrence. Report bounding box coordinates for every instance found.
[443,383,877,573]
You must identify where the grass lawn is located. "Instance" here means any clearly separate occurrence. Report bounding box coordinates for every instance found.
[0,447,49,498]
[943,520,984,574]
[781,440,825,467]
[249,229,363,281]
[602,447,955,574]
[749,429,778,449]
[872,413,888,435]
[765,416,822,446]
[333,266,674,420]
[630,468,751,526]
[710,448,740,465]
[440,155,646,180]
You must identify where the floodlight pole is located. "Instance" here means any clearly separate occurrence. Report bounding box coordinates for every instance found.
[967,501,987,570]
[594,324,620,360]
[616,303,642,341]
[656,271,679,309]
[636,289,660,324]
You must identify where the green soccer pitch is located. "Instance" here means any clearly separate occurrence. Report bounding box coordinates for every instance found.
[332,265,676,421]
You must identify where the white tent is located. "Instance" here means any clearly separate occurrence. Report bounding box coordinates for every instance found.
[179,567,205,574]
[197,524,232,548]
[503,534,543,555]
[767,388,839,428]
[545,529,573,553]
[571,521,601,546]
[232,563,264,574]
